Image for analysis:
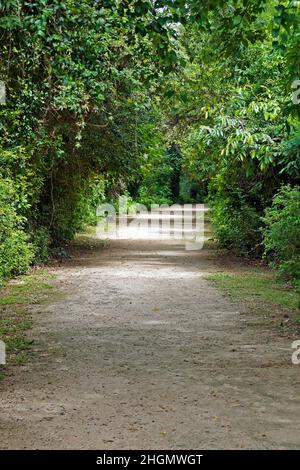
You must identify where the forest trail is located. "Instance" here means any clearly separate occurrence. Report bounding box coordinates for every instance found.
[1,209,300,449]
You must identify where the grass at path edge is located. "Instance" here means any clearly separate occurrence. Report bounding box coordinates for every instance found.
[0,269,61,379]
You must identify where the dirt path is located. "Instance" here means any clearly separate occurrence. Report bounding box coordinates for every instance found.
[1,212,300,449]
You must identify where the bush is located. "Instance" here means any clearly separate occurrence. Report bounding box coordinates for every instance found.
[211,196,262,256]
[0,178,34,284]
[138,187,172,208]
[262,185,300,290]
[0,230,33,282]
[209,161,264,256]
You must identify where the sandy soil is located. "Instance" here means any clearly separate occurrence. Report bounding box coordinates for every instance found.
[1,213,300,449]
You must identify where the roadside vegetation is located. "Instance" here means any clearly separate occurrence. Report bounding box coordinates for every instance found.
[0,1,299,317]
[0,270,59,378]
[208,262,300,342]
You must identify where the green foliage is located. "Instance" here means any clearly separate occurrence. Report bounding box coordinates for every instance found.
[0,228,33,282]
[0,0,299,296]
[0,177,34,284]
[161,2,299,278]
[138,149,173,207]
[263,185,300,289]
[0,0,183,259]
[211,198,262,256]
[75,177,106,229]
[137,115,174,207]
